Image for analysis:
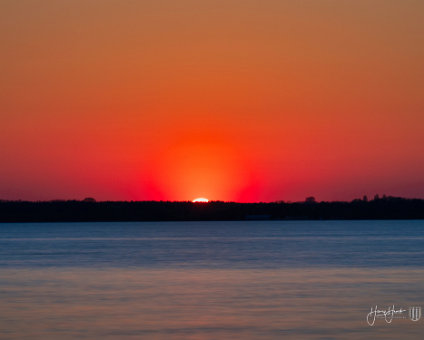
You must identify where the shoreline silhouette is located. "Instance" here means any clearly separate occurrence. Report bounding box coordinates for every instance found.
[1,196,423,222]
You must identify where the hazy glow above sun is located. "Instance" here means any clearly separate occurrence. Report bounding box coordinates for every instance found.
[192,198,209,203]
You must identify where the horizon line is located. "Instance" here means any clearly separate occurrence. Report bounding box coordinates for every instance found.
[1,195,423,204]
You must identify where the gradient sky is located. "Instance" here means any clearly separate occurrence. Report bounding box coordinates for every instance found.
[1,0,423,202]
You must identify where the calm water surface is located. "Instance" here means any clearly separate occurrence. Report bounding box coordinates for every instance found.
[0,220,423,339]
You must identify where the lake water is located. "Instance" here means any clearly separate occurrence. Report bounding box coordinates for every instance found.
[0,220,423,339]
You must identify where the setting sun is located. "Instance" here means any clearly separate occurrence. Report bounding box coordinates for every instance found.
[192,198,209,203]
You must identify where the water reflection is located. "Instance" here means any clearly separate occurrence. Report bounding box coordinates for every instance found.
[1,268,423,339]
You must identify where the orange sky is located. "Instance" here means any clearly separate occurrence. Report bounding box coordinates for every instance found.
[1,0,423,202]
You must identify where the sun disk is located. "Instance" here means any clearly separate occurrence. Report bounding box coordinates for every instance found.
[192,198,209,203]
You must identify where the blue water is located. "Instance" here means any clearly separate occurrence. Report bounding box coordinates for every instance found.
[1,220,423,339]
[0,220,423,268]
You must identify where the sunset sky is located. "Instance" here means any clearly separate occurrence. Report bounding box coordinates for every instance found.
[1,0,423,202]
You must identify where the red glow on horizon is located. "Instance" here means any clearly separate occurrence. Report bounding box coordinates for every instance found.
[140,130,262,202]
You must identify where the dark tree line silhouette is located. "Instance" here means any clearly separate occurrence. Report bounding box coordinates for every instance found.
[0,196,423,222]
